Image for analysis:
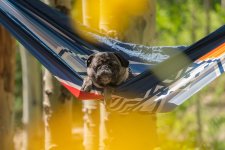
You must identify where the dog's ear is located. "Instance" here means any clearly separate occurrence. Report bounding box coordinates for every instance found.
[113,52,129,68]
[87,54,94,67]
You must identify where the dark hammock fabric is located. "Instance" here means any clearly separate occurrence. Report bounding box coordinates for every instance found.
[1,0,225,113]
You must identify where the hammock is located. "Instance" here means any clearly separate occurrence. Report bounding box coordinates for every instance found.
[1,0,225,114]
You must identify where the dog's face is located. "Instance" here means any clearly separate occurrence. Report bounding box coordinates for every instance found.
[86,52,129,88]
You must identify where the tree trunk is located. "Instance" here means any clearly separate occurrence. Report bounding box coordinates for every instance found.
[20,45,44,150]
[82,1,101,150]
[222,0,225,8]
[82,101,100,150]
[0,26,16,150]
[205,0,211,34]
[100,0,156,44]
[196,95,203,148]
[82,0,100,29]
[99,0,157,150]
[124,0,156,45]
[194,0,212,147]
[42,1,73,150]
[43,70,73,150]
[190,1,203,147]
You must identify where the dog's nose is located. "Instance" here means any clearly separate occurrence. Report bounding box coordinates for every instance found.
[99,65,112,74]
[101,70,112,75]
[97,70,112,85]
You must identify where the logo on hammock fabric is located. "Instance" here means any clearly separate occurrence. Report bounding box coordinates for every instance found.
[57,46,89,60]
[56,46,90,72]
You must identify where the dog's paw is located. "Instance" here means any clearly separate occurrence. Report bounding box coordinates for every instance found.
[81,84,92,92]
[81,78,92,92]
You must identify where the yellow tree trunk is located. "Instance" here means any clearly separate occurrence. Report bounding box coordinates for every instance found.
[123,0,156,45]
[0,26,16,150]
[99,0,156,44]
[82,0,100,29]
[42,1,74,150]
[20,45,44,150]
[82,1,101,150]
[72,0,157,149]
[99,0,158,150]
[43,70,73,150]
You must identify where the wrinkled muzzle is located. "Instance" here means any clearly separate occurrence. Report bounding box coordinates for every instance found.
[96,65,113,85]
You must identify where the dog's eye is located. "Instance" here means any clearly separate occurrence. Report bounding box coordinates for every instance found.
[96,64,101,68]
[109,62,116,66]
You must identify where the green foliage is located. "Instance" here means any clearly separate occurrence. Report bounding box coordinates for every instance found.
[156,0,225,45]
[156,0,225,149]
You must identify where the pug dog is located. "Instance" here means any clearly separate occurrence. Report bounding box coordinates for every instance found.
[81,52,131,92]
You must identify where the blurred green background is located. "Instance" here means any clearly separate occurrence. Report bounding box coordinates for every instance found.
[156,0,225,150]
